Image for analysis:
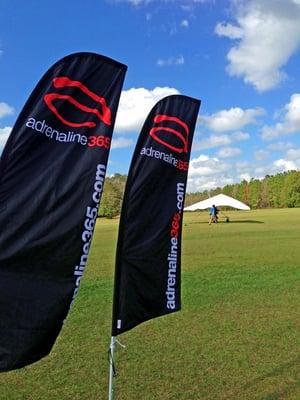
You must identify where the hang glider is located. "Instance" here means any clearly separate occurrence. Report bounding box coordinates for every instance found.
[184,193,250,211]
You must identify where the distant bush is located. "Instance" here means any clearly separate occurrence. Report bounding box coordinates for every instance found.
[98,174,127,218]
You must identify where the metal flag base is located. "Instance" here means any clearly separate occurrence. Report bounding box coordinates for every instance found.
[108,336,126,400]
[108,336,116,400]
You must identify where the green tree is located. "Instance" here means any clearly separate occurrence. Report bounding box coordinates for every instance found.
[282,171,300,207]
[248,179,262,208]
[99,174,127,218]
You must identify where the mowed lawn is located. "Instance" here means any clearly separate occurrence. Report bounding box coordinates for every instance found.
[1,209,299,400]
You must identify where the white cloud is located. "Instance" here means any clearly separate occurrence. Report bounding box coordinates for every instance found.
[253,166,270,178]
[0,126,12,150]
[234,152,300,181]
[254,149,270,160]
[217,146,241,158]
[111,136,135,149]
[157,55,185,67]
[181,19,189,28]
[231,131,250,141]
[286,147,300,160]
[267,141,293,151]
[181,5,192,11]
[193,129,250,150]
[121,0,145,4]
[193,134,231,150]
[239,173,252,181]
[215,0,300,91]
[273,158,298,171]
[186,142,296,192]
[235,160,251,171]
[187,154,233,191]
[189,154,229,177]
[235,161,255,181]
[243,149,300,179]
[261,93,300,140]
[113,0,210,4]
[285,93,300,124]
[0,102,14,118]
[215,22,243,39]
[235,160,284,182]
[200,107,264,132]
[114,86,180,133]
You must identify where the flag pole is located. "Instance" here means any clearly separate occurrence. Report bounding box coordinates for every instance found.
[108,336,116,400]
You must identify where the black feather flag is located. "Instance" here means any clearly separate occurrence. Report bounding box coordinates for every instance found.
[0,52,126,371]
[112,94,200,336]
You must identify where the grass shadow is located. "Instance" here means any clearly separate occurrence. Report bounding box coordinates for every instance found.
[243,357,300,400]
[223,220,264,224]
[187,220,264,225]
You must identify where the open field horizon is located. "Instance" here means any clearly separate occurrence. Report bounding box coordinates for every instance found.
[1,208,299,399]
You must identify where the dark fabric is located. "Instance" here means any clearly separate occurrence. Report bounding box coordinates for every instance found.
[0,52,126,371]
[112,95,200,336]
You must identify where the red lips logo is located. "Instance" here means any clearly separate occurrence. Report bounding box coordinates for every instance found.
[149,114,189,154]
[44,76,111,128]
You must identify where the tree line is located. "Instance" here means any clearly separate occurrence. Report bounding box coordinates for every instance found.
[99,170,300,218]
[185,170,300,209]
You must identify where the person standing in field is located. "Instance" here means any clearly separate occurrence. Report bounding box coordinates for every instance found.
[209,204,219,224]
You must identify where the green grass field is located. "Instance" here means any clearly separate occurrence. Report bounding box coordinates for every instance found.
[1,209,300,400]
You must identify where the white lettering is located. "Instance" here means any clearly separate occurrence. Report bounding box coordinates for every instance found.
[166,182,186,308]
[25,116,88,146]
[140,146,178,168]
[71,164,107,304]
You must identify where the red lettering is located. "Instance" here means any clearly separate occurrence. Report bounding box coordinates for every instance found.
[176,161,189,171]
[170,212,181,238]
[88,136,111,149]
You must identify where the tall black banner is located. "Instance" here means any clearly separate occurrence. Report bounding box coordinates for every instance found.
[0,52,126,371]
[112,95,200,336]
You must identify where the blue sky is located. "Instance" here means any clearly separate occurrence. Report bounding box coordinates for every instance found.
[0,0,300,192]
